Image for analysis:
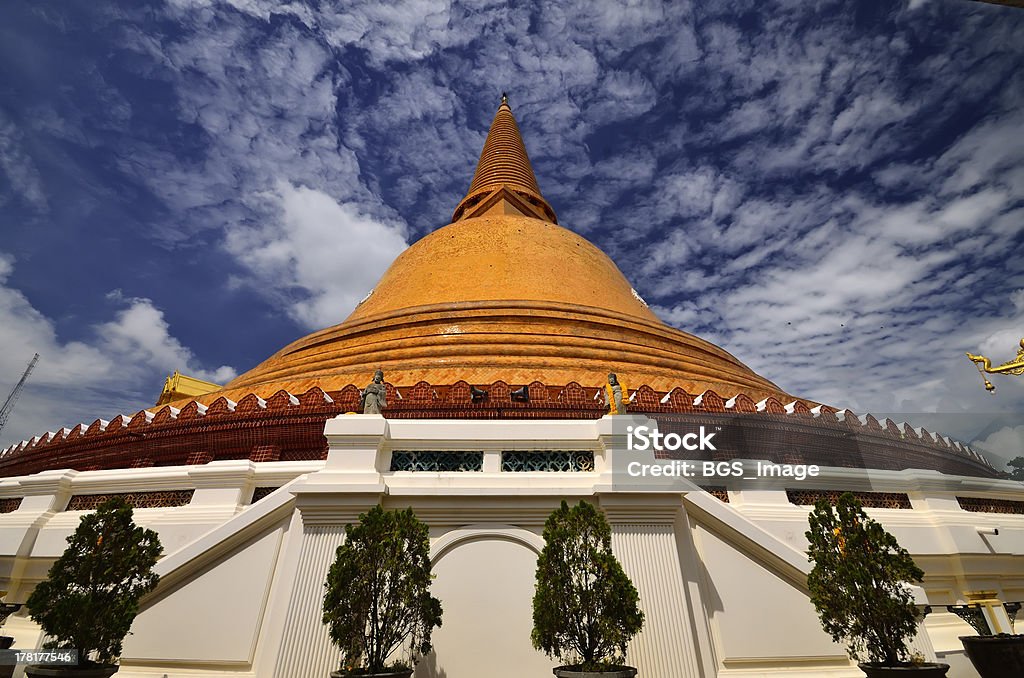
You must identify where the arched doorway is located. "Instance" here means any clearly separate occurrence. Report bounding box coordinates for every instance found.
[417,527,553,678]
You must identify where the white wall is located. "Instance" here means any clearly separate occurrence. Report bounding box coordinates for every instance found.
[0,416,1019,678]
[423,532,551,678]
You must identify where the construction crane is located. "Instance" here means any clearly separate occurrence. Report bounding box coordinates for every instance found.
[0,353,40,437]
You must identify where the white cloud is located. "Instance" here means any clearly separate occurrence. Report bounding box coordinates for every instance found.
[100,291,237,383]
[635,121,1022,414]
[1012,289,1024,312]
[972,425,1024,471]
[650,301,703,328]
[165,0,509,65]
[225,182,409,329]
[596,3,1024,422]
[0,114,49,212]
[0,253,235,448]
[937,111,1024,196]
[586,70,657,121]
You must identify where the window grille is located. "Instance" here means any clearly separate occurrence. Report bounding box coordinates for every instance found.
[501,451,595,472]
[786,489,911,509]
[390,451,483,472]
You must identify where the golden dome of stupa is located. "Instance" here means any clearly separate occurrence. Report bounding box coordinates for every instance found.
[214,96,795,404]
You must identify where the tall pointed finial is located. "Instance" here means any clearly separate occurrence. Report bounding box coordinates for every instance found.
[451,95,557,223]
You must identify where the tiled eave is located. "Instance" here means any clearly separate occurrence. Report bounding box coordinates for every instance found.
[0,381,997,478]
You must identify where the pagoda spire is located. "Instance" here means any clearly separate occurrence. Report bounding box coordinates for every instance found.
[452,95,557,224]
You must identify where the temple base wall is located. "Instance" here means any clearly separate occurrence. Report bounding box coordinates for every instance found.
[0,415,1020,677]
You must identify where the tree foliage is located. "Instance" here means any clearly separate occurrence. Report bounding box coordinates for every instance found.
[322,506,442,675]
[1008,456,1024,482]
[532,500,644,671]
[806,492,924,666]
[26,498,162,666]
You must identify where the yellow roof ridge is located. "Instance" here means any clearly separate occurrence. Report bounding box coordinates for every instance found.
[156,370,222,407]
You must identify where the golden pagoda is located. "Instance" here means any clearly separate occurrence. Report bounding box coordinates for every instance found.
[215,96,795,406]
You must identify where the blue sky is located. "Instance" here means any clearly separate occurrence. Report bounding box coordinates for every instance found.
[0,0,1022,464]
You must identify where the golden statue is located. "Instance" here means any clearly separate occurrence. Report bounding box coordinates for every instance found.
[966,338,1024,393]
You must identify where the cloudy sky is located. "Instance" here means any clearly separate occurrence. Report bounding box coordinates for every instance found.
[0,0,1022,464]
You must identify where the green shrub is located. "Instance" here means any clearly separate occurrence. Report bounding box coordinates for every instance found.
[532,500,644,671]
[806,492,924,666]
[27,498,162,666]
[322,505,442,674]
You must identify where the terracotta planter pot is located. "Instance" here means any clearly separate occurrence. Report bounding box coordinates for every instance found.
[960,634,1024,678]
[857,663,949,677]
[553,666,637,678]
[330,670,413,678]
[23,666,118,678]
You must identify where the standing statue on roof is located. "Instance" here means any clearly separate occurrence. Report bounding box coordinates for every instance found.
[605,373,631,415]
[360,369,387,414]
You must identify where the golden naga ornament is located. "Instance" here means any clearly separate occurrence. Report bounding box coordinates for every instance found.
[966,338,1024,393]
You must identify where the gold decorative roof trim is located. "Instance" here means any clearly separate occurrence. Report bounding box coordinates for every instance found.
[156,370,222,407]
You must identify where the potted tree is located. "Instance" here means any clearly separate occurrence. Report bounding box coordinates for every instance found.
[952,460,1024,675]
[806,492,948,677]
[25,497,162,677]
[532,500,644,677]
[960,629,1024,678]
[322,505,442,677]
[956,597,1024,678]
[0,595,23,678]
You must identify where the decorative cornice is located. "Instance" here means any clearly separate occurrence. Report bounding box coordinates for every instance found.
[292,487,386,526]
[0,382,996,480]
[596,492,686,523]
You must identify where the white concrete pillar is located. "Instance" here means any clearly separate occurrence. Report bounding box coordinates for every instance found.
[272,414,389,678]
[600,493,710,678]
